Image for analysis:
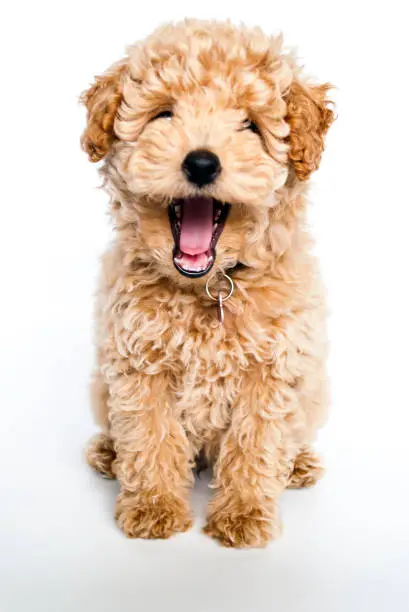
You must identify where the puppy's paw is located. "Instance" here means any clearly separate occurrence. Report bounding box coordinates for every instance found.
[203,504,281,548]
[287,446,324,489]
[115,491,193,539]
[86,433,116,479]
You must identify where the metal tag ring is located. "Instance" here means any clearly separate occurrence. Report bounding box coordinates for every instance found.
[205,273,234,302]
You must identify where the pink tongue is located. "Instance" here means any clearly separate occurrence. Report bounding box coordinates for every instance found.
[179,197,213,255]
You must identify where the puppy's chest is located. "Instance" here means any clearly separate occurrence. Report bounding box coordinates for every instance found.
[129,313,249,377]
[112,294,287,435]
[122,299,277,368]
[119,298,281,387]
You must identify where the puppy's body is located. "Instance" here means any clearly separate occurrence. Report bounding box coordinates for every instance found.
[83,20,333,547]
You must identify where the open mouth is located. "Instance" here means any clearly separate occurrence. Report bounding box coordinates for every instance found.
[168,197,231,278]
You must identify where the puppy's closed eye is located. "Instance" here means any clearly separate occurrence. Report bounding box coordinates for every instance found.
[151,110,173,121]
[241,119,260,135]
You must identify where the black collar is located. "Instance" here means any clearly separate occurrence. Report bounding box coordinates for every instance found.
[226,261,247,275]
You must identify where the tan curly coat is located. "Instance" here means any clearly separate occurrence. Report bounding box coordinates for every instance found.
[81,19,334,548]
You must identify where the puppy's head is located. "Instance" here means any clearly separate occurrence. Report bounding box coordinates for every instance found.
[81,20,333,282]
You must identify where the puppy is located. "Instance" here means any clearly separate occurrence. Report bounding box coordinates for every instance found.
[82,19,334,548]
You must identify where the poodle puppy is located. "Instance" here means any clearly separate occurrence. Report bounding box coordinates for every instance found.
[81,19,334,548]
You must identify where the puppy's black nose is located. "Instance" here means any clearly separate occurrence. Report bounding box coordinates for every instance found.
[182,149,221,187]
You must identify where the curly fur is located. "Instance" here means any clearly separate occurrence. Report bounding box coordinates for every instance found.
[81,19,334,548]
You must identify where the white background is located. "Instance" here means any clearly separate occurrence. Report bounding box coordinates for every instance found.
[1,1,408,611]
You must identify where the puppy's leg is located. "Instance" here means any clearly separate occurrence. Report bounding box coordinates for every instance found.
[86,369,116,478]
[111,372,194,539]
[287,445,324,489]
[203,371,295,548]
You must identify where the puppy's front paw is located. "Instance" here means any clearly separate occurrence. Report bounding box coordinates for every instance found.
[115,490,193,539]
[204,502,281,548]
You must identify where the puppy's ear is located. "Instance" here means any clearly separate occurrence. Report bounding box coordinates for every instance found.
[285,81,334,181]
[80,61,127,162]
